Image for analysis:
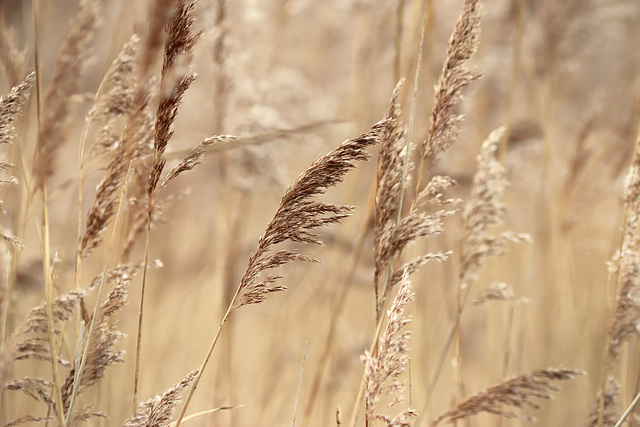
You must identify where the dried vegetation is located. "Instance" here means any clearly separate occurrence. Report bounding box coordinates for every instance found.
[0,0,639,426]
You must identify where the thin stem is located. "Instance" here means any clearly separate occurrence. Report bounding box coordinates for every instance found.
[31,0,65,422]
[348,310,387,427]
[404,0,431,216]
[498,0,525,162]
[133,193,153,413]
[351,1,431,424]
[73,56,117,293]
[614,390,640,427]
[174,281,244,427]
[66,161,133,424]
[41,187,66,427]
[393,0,406,85]
[291,341,308,427]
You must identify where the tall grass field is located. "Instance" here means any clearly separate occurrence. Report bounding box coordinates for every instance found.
[1,0,640,426]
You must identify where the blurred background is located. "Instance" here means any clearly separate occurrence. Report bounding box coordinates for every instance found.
[2,0,640,425]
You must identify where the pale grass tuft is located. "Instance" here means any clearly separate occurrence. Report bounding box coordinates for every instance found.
[425,126,532,404]
[608,134,640,366]
[363,269,417,426]
[81,91,154,258]
[4,264,140,418]
[460,127,531,290]
[4,377,54,407]
[159,135,237,190]
[61,278,130,416]
[34,0,99,188]
[420,0,482,168]
[2,415,50,426]
[585,376,621,427]
[124,369,199,427]
[433,368,584,425]
[0,21,27,86]
[607,259,640,366]
[0,72,34,145]
[91,34,140,121]
[473,282,528,306]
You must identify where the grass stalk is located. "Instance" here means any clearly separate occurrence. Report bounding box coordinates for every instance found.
[132,194,152,413]
[291,340,307,427]
[40,187,66,427]
[32,0,66,422]
[174,284,242,427]
[347,310,386,427]
[66,161,133,424]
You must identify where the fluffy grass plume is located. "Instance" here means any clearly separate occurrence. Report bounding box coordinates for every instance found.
[420,0,482,169]
[362,269,417,427]
[433,368,584,425]
[125,369,199,427]
[33,0,99,188]
[0,73,34,146]
[233,120,389,310]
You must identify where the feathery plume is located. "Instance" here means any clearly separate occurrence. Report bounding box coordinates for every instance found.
[607,259,640,366]
[4,377,54,407]
[34,0,99,188]
[362,270,417,426]
[473,282,528,306]
[159,135,236,191]
[420,0,482,167]
[61,278,129,414]
[63,267,139,421]
[374,83,456,315]
[124,369,199,427]
[0,72,34,145]
[90,34,140,127]
[585,377,620,427]
[2,415,50,426]
[0,22,26,86]
[433,368,584,424]
[608,134,640,366]
[81,92,152,257]
[460,127,530,290]
[148,0,202,196]
[232,120,388,310]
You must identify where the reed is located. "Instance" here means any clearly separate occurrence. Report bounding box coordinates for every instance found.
[0,0,638,426]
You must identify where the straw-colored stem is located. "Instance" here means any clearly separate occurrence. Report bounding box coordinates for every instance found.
[66,161,132,425]
[348,310,386,427]
[31,0,66,422]
[133,193,153,413]
[614,389,640,427]
[174,284,242,427]
[291,340,307,427]
[41,188,67,427]
[405,0,431,214]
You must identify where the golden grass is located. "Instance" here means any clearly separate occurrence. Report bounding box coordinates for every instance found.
[0,0,640,426]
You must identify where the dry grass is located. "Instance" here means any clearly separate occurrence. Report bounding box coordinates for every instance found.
[0,0,640,426]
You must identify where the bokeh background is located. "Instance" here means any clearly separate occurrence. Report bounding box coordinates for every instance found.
[2,0,640,425]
